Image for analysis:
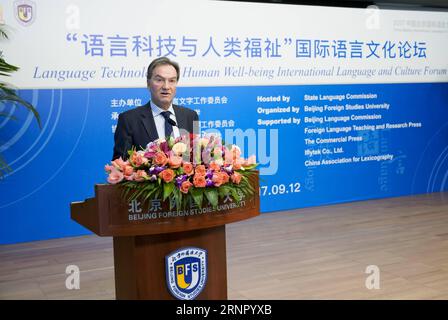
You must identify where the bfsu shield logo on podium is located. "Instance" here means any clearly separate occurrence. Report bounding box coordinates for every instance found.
[166,247,207,300]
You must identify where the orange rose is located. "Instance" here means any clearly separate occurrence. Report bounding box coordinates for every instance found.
[220,172,230,184]
[212,173,224,187]
[182,162,194,176]
[134,170,149,182]
[131,152,149,167]
[159,169,175,183]
[231,172,242,184]
[193,174,206,188]
[154,152,168,166]
[209,161,221,172]
[123,165,134,176]
[180,180,193,194]
[112,157,128,171]
[194,164,206,177]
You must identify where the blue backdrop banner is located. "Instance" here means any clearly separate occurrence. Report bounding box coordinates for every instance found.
[1,82,448,243]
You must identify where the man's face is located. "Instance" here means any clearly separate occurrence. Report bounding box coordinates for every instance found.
[148,64,178,110]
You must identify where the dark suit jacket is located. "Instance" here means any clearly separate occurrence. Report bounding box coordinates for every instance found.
[112,101,199,160]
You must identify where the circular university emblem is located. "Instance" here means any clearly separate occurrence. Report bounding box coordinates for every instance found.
[165,247,207,300]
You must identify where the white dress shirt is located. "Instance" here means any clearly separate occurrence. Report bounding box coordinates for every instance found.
[150,101,180,139]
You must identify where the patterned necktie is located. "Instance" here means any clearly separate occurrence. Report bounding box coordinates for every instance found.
[161,111,173,138]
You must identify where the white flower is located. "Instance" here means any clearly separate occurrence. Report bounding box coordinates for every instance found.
[172,142,188,155]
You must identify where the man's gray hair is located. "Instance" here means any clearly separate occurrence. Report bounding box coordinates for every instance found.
[146,57,180,82]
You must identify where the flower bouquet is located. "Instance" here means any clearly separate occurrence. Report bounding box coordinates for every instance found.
[105,134,257,210]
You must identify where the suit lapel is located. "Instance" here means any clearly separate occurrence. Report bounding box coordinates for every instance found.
[140,102,159,142]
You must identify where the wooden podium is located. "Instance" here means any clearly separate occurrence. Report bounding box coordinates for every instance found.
[70,174,259,300]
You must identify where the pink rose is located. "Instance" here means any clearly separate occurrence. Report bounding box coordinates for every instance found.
[134,170,149,182]
[144,150,157,158]
[112,157,128,171]
[168,155,183,169]
[124,173,135,181]
[104,164,114,173]
[231,172,242,184]
[131,152,149,167]
[107,168,124,184]
[145,141,158,151]
[180,180,193,194]
[123,165,134,176]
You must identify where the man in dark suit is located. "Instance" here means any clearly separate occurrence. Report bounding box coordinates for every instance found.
[112,57,199,160]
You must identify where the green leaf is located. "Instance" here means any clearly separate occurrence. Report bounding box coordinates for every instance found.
[204,189,219,208]
[230,187,241,203]
[172,188,182,211]
[242,164,258,170]
[190,188,204,208]
[167,136,175,148]
[0,57,18,73]
[163,182,175,201]
[142,185,158,204]
[218,185,231,198]
[0,27,9,40]
[182,194,189,210]
[0,93,41,128]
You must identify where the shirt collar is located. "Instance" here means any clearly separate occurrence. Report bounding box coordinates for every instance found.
[150,101,174,116]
